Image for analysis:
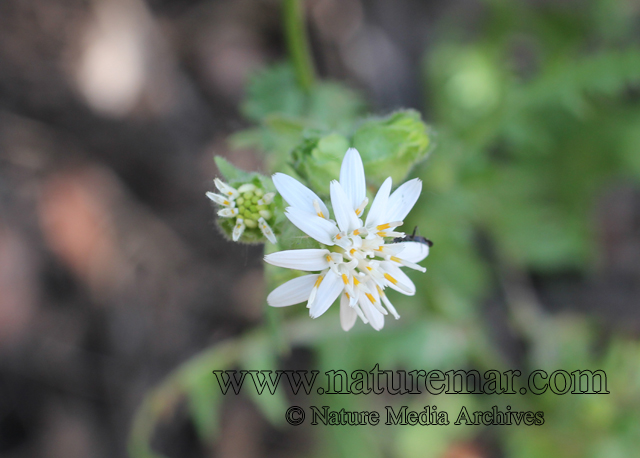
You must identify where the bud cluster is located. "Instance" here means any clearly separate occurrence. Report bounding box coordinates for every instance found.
[207,178,277,244]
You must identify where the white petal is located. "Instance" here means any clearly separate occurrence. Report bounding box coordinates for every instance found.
[309,269,343,318]
[264,249,330,271]
[381,261,416,295]
[232,219,245,241]
[285,207,339,246]
[258,217,277,244]
[214,178,239,199]
[267,274,320,307]
[272,173,329,218]
[360,296,384,330]
[206,192,234,207]
[340,293,357,331]
[217,207,239,218]
[339,148,366,211]
[396,241,429,263]
[384,178,422,223]
[365,177,392,228]
[330,180,361,233]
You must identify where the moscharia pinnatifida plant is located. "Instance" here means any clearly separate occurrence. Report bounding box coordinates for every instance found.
[207,145,430,331]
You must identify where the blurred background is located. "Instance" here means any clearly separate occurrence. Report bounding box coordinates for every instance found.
[1,0,640,457]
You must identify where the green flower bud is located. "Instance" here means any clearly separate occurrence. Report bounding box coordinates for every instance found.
[290,133,349,197]
[352,109,432,186]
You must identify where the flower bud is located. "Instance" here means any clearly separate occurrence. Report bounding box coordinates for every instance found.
[208,157,282,244]
[352,109,432,187]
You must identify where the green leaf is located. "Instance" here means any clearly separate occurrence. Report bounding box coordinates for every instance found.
[242,64,305,122]
[214,156,255,184]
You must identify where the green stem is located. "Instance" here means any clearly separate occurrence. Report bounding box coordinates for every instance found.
[283,0,315,91]
[266,301,290,357]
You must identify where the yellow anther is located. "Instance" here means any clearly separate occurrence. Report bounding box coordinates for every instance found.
[366,266,372,271]
[376,285,385,296]
[350,248,356,255]
[353,229,360,235]
[353,277,360,286]
[376,223,391,230]
[223,200,230,205]
[384,273,398,285]
[326,255,332,263]
[342,274,349,285]
[365,293,375,304]
[355,208,362,216]
[317,212,325,218]
[314,276,324,288]
[390,256,401,263]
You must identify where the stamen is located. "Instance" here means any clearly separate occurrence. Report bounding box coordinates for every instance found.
[384,273,398,285]
[377,221,403,230]
[390,256,426,272]
[313,199,325,219]
[355,198,368,216]
[365,293,375,303]
[342,274,349,285]
[378,288,399,319]
[308,274,325,306]
[377,231,405,238]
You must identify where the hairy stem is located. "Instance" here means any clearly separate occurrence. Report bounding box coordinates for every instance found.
[283,0,315,91]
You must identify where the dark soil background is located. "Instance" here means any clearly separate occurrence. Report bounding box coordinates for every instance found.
[0,0,638,457]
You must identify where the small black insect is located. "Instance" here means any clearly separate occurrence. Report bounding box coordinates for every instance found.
[393,226,434,247]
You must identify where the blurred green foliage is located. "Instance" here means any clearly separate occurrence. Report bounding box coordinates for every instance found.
[130,1,640,457]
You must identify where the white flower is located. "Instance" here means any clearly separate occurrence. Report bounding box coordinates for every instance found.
[206,178,277,244]
[264,148,429,331]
